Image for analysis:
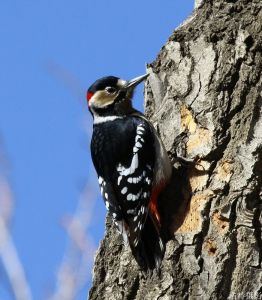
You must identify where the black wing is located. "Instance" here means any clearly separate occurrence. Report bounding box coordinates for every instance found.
[91,116,155,245]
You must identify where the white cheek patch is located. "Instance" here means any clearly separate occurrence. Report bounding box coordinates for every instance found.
[89,90,115,108]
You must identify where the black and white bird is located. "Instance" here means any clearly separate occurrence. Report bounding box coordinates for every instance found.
[87,74,172,270]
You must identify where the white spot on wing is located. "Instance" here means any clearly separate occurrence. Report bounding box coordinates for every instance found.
[105,193,108,199]
[127,175,143,184]
[135,135,141,142]
[145,177,151,185]
[105,201,109,210]
[121,187,127,194]
[117,176,122,185]
[116,123,145,177]
[126,190,142,201]
[117,153,138,176]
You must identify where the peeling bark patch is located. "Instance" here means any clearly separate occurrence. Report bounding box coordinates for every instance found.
[180,104,212,156]
[187,128,212,156]
[189,160,210,191]
[204,239,217,256]
[180,104,197,133]
[175,190,214,233]
[214,159,234,183]
[212,212,229,233]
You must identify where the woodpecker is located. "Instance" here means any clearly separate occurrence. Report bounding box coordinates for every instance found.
[87,74,172,270]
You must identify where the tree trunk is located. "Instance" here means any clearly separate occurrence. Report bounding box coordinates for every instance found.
[89,0,262,299]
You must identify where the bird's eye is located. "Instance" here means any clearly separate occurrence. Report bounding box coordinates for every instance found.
[105,87,117,94]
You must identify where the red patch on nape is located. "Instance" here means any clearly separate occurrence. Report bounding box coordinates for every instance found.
[86,91,94,102]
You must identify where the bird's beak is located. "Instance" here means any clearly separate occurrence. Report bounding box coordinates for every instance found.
[125,74,149,90]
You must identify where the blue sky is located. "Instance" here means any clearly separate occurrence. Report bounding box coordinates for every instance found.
[0,1,194,299]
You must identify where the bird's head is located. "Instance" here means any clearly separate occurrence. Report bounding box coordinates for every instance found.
[87,74,149,116]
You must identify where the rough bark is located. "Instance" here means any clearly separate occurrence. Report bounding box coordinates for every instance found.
[89,0,262,299]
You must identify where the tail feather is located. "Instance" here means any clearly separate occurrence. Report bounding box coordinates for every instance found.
[130,213,165,271]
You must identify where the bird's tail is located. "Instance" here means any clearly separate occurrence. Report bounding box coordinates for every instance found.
[131,213,165,271]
